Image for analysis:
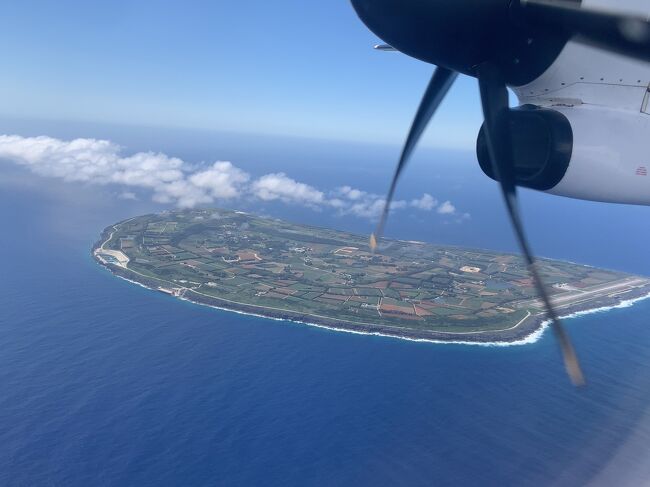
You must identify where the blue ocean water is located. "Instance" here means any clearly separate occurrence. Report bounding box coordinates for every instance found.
[2,125,650,486]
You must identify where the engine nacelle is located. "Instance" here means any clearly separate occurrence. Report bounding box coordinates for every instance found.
[477,104,650,206]
[476,105,573,191]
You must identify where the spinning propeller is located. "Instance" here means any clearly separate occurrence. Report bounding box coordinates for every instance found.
[352,0,650,386]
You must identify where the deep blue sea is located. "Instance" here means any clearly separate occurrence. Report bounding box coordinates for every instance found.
[2,122,650,486]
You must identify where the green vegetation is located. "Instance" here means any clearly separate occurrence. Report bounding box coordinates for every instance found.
[94,209,650,340]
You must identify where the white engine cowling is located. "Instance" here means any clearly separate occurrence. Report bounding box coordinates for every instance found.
[544,105,650,205]
[477,104,650,206]
[475,0,650,207]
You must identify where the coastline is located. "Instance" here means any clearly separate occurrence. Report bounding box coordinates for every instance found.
[92,234,650,346]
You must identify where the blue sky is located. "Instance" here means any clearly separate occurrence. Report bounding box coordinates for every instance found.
[0,0,483,149]
[3,1,650,278]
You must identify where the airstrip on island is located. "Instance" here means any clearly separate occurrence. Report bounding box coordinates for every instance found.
[93,209,650,343]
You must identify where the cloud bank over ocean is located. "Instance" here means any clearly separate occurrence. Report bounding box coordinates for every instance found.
[0,134,469,220]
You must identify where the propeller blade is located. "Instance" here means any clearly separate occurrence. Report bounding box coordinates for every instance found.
[371,67,457,250]
[518,0,650,63]
[476,62,585,387]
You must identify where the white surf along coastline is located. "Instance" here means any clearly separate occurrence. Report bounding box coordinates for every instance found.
[97,260,650,348]
[93,215,650,348]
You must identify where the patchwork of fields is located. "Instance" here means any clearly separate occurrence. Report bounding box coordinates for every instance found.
[95,209,648,337]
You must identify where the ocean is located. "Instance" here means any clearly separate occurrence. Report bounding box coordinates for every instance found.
[1,124,650,486]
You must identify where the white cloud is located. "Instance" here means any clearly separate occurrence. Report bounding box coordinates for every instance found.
[0,134,244,209]
[0,134,469,222]
[346,199,387,218]
[333,186,436,219]
[410,193,437,211]
[189,161,250,199]
[341,197,407,219]
[437,200,456,215]
[335,185,367,201]
[328,198,346,209]
[251,173,324,205]
[152,179,214,209]
[118,191,138,200]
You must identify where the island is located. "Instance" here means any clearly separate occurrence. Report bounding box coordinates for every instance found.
[93,209,650,343]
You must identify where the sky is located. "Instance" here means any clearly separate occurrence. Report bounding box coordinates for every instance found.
[0,0,484,149]
[0,132,465,224]
[1,1,650,280]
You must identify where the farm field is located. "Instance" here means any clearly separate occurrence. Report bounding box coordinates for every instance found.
[94,209,650,341]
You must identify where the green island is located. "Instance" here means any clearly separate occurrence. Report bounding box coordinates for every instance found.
[93,209,650,343]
